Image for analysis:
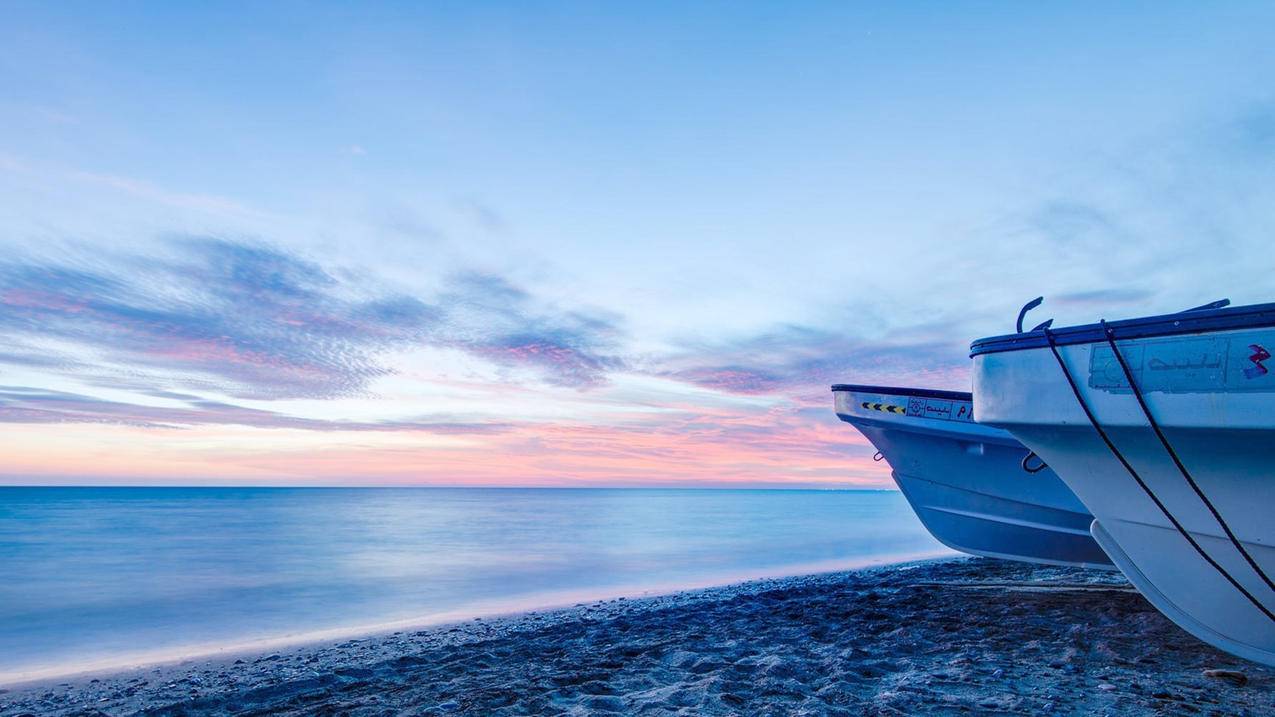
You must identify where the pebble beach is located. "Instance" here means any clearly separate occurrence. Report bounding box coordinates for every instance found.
[3,557,1271,716]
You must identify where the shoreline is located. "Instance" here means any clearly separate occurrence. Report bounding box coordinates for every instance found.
[0,550,953,688]
[4,556,1272,716]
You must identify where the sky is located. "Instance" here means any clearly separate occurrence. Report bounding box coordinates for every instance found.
[2,2,1274,486]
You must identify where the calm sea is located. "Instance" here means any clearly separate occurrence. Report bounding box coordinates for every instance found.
[0,487,947,682]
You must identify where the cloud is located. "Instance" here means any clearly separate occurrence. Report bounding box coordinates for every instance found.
[656,322,970,398]
[1053,288,1155,307]
[0,236,626,413]
[984,101,1275,318]
[205,400,889,487]
[378,204,444,243]
[1027,200,1125,247]
[454,198,506,233]
[0,240,929,487]
[0,237,435,399]
[68,170,258,217]
[0,345,84,370]
[0,385,511,434]
[1223,102,1275,157]
[435,272,626,388]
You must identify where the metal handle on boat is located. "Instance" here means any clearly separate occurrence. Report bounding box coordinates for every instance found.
[873,451,884,462]
[1021,451,1048,474]
[1016,297,1044,334]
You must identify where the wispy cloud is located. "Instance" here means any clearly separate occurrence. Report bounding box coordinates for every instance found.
[1054,288,1155,306]
[984,101,1275,319]
[0,237,626,408]
[67,170,260,218]
[1027,200,1126,248]
[168,401,889,487]
[454,198,506,233]
[0,385,510,434]
[0,241,934,486]
[436,272,626,388]
[0,238,434,399]
[656,322,970,399]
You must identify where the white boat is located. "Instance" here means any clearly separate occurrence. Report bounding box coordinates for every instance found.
[833,384,1113,569]
[971,299,1275,665]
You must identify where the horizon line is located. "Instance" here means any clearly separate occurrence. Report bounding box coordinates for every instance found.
[0,483,897,491]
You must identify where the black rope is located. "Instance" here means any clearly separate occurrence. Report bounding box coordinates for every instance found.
[1102,320,1275,596]
[1043,327,1275,623]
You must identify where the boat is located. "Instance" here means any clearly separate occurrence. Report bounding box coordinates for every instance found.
[971,298,1275,666]
[832,384,1113,569]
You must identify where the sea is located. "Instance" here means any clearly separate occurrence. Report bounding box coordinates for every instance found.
[0,487,949,682]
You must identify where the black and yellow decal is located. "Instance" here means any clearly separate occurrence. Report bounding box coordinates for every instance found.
[860,401,907,415]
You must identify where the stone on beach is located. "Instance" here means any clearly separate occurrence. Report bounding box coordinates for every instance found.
[1202,668,1248,686]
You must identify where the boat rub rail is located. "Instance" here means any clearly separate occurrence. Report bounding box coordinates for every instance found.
[970,301,1275,357]
[830,384,973,402]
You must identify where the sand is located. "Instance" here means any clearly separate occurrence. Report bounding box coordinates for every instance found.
[2,557,1271,716]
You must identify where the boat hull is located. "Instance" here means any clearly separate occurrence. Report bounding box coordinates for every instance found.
[833,386,1112,569]
[973,323,1275,665]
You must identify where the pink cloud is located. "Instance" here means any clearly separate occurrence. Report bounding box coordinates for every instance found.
[0,394,892,488]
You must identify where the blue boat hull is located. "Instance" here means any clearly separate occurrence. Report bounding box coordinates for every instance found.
[834,384,1113,569]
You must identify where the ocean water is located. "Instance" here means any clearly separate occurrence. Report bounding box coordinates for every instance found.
[0,487,947,681]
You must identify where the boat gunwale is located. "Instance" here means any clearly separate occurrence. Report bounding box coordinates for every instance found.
[830,383,972,402]
[969,300,1275,357]
[834,411,1020,447]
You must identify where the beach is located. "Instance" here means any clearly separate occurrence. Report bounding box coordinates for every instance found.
[3,557,1271,716]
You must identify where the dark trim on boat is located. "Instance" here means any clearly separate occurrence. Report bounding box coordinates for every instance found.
[970,301,1275,357]
[1041,325,1275,622]
[830,384,972,402]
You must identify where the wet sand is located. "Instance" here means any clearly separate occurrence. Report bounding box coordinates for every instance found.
[2,557,1271,716]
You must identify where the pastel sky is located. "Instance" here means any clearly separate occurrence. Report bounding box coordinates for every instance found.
[3,2,1274,486]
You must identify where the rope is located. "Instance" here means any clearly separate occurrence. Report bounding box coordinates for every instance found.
[1101,320,1275,596]
[1043,327,1275,623]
